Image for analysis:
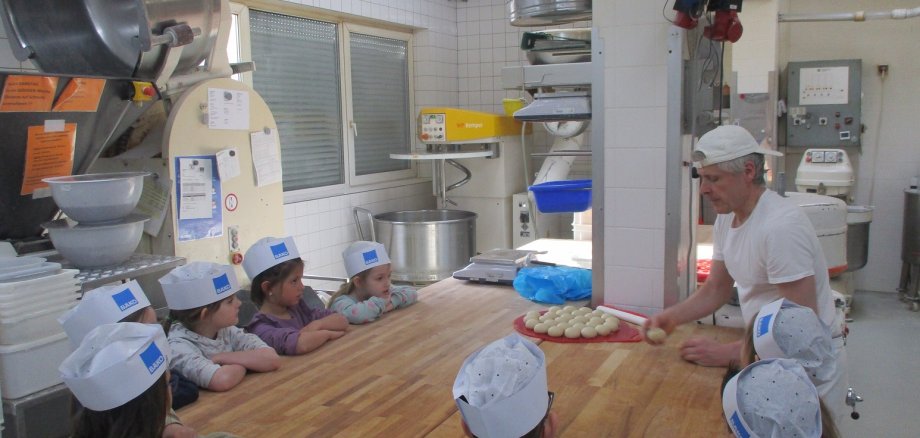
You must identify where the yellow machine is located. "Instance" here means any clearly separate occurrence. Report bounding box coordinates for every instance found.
[418,107,529,143]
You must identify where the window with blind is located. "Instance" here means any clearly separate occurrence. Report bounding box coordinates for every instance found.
[230,6,415,195]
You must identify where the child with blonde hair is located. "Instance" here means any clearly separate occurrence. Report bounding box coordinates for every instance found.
[327,241,417,324]
[160,262,280,392]
[243,236,348,355]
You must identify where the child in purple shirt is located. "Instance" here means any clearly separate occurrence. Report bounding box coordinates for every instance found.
[242,236,348,355]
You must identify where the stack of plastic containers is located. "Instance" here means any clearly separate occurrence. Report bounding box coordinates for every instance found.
[0,255,79,400]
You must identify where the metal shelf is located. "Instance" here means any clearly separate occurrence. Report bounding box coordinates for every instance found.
[72,253,186,292]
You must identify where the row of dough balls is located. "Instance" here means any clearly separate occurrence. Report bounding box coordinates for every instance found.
[523,306,620,339]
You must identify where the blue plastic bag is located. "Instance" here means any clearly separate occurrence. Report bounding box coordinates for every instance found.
[512,266,592,305]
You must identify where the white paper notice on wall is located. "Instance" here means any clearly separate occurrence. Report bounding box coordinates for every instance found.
[207,88,250,130]
[216,147,241,181]
[799,66,849,105]
[178,157,213,220]
[250,128,282,187]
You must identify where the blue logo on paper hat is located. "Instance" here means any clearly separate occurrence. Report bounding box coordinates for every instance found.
[213,273,232,295]
[755,313,773,338]
[362,249,379,266]
[139,342,166,375]
[112,288,140,312]
[729,412,751,438]
[270,242,290,259]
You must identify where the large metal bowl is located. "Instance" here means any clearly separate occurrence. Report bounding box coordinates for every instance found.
[43,214,149,269]
[523,28,591,65]
[42,172,150,224]
[509,0,593,27]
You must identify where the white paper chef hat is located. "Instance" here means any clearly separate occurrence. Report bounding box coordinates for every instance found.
[242,236,301,279]
[453,333,549,438]
[343,241,391,278]
[60,322,171,411]
[722,358,822,438]
[59,280,152,347]
[159,262,240,310]
[692,125,782,167]
[753,298,835,383]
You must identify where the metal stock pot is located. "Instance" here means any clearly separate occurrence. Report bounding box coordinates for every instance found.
[354,208,476,283]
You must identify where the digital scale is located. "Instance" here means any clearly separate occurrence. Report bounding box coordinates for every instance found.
[452,249,545,284]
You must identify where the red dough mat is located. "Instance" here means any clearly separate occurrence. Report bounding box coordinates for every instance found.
[513,308,643,343]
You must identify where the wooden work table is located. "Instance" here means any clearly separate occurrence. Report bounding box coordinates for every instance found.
[179,278,741,437]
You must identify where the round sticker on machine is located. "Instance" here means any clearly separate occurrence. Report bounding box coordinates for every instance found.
[224,193,239,211]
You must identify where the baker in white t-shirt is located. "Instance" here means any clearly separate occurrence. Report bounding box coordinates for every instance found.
[642,126,848,417]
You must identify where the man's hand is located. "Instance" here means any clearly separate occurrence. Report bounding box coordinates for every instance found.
[643,313,677,345]
[679,337,740,367]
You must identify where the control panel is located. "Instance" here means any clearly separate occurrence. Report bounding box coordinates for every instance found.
[786,59,861,148]
[419,113,446,142]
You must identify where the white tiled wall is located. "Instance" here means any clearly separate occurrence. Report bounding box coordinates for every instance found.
[596,1,672,315]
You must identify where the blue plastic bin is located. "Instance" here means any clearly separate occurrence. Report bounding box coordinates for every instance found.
[528,179,592,213]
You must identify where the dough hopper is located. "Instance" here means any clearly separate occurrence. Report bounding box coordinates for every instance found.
[0,0,239,242]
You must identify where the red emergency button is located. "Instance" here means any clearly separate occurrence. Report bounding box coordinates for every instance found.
[420,132,430,141]
[231,252,243,265]
[142,86,156,97]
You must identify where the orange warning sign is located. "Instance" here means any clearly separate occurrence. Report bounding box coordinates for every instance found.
[20,123,77,195]
[0,75,58,112]
[52,78,106,112]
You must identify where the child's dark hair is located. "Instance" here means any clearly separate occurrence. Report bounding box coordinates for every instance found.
[161,300,224,333]
[249,258,305,307]
[121,306,151,324]
[70,371,169,438]
[326,269,372,309]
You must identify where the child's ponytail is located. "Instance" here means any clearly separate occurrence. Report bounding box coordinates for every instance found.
[326,280,356,309]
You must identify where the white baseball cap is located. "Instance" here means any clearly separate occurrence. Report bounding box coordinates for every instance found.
[722,358,822,438]
[242,236,301,279]
[60,322,171,411]
[342,241,391,278]
[453,333,549,438]
[692,125,782,167]
[59,280,152,347]
[753,298,835,384]
[158,262,240,310]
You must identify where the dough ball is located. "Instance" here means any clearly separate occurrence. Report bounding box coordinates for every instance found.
[581,326,598,338]
[563,305,577,312]
[524,318,539,329]
[603,319,620,332]
[592,309,605,317]
[601,313,617,320]
[525,311,540,320]
[587,317,604,326]
[555,322,571,331]
[534,323,550,334]
[570,322,586,331]
[576,307,592,315]
[595,324,612,336]
[646,327,668,343]
[557,313,573,323]
[571,316,589,325]
[544,309,558,318]
[548,306,562,313]
[564,326,581,338]
[539,314,553,323]
[548,326,564,337]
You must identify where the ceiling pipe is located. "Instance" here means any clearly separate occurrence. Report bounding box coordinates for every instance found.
[779,6,920,22]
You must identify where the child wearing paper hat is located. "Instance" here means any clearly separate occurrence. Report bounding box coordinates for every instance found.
[60,322,172,438]
[326,241,418,324]
[721,358,840,438]
[59,280,155,347]
[58,280,212,435]
[159,261,280,392]
[242,236,348,355]
[453,333,558,438]
[746,297,849,423]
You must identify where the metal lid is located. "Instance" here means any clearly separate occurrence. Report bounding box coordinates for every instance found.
[509,0,592,27]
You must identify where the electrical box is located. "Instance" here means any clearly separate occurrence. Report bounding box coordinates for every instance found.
[785,59,861,148]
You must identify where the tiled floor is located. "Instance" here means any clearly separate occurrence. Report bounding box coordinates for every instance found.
[839,290,920,438]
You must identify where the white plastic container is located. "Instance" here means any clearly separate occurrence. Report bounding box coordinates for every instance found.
[0,269,79,297]
[0,287,80,318]
[0,301,75,345]
[0,332,71,399]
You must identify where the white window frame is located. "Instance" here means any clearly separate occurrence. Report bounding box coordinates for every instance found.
[342,23,417,186]
[228,3,418,203]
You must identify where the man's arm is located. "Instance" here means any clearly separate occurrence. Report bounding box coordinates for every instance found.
[776,275,818,312]
[644,259,735,343]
